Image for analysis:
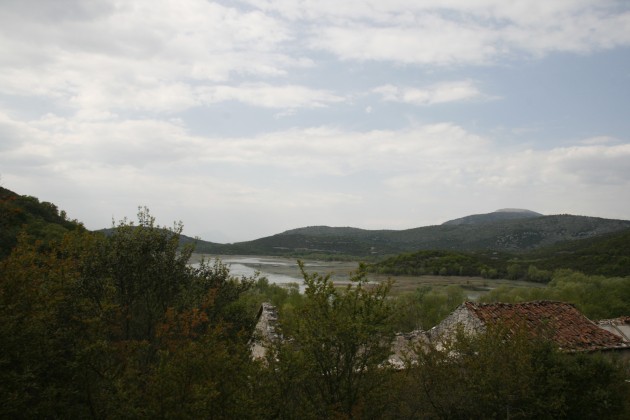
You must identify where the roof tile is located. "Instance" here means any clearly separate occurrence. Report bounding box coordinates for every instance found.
[463,301,629,352]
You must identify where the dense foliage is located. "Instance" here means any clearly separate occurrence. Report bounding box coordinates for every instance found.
[523,229,630,277]
[481,269,630,320]
[261,263,397,419]
[0,209,259,418]
[367,229,630,281]
[391,325,629,419]
[0,186,84,259]
[367,250,498,277]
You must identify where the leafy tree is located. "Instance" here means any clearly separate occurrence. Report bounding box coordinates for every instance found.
[0,186,83,259]
[525,264,552,282]
[0,231,107,418]
[91,207,193,341]
[0,207,259,418]
[391,285,465,331]
[268,262,396,419]
[481,270,630,319]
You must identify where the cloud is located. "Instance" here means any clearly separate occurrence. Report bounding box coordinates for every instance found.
[248,0,630,65]
[374,81,484,105]
[0,0,305,115]
[309,20,497,66]
[2,106,629,239]
[4,109,629,187]
[1,0,627,123]
[198,83,344,109]
[548,144,630,185]
[578,136,618,146]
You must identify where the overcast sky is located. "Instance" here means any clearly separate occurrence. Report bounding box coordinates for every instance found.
[1,0,630,242]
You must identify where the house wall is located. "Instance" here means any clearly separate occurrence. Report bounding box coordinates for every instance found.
[428,305,485,349]
[250,303,280,360]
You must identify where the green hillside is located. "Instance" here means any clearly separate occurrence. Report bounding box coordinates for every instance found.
[195,214,630,257]
[0,186,84,259]
[368,228,630,280]
[519,228,630,277]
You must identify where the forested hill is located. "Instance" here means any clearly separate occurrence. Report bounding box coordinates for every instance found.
[367,227,630,279]
[194,214,630,257]
[0,186,84,259]
[3,185,629,260]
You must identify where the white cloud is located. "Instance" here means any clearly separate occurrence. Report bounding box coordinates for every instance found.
[198,83,344,109]
[374,81,483,105]
[248,0,630,65]
[0,0,304,115]
[578,136,618,146]
[310,20,498,66]
[2,106,629,239]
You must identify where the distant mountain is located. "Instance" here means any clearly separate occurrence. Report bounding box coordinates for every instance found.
[7,185,627,261]
[193,213,630,257]
[442,209,543,226]
[280,226,379,237]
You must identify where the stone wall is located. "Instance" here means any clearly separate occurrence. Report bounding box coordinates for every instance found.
[250,302,281,361]
[427,304,484,350]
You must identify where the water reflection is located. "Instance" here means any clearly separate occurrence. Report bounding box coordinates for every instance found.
[190,256,358,293]
[192,256,305,291]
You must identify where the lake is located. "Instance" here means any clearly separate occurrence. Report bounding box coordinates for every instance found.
[189,254,545,297]
[189,254,360,291]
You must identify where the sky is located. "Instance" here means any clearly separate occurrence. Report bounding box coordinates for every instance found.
[1,0,630,243]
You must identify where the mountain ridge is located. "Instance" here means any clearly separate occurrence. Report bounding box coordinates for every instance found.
[442,209,543,226]
[3,184,627,259]
[192,213,630,257]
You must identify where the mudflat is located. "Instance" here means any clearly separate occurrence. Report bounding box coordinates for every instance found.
[189,253,544,298]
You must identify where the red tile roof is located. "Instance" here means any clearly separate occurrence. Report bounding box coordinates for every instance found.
[464,301,629,352]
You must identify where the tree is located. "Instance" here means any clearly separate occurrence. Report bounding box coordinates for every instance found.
[0,207,259,418]
[92,207,194,341]
[0,231,108,418]
[269,262,396,418]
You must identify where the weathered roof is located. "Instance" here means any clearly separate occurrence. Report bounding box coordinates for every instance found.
[463,301,630,352]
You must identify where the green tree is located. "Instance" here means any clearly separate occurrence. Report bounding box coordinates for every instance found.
[0,208,259,418]
[0,231,109,418]
[392,285,465,331]
[482,269,630,320]
[269,262,396,419]
[93,207,194,341]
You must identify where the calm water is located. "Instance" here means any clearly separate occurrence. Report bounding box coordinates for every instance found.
[219,257,302,288]
[190,255,359,292]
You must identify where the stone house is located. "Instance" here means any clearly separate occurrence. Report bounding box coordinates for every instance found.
[250,301,630,363]
[429,301,630,354]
